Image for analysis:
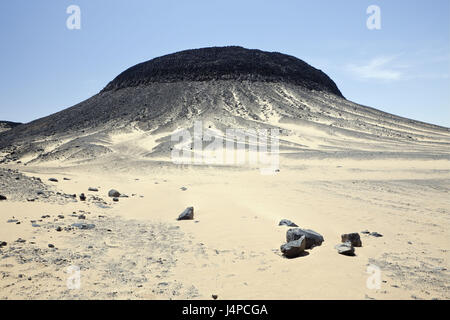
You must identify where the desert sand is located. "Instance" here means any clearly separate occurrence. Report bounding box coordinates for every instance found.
[1,149,448,300]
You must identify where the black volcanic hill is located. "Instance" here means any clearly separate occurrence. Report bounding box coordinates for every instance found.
[1,46,449,165]
[102,46,344,97]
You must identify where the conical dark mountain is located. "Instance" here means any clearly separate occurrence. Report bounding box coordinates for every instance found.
[0,46,448,165]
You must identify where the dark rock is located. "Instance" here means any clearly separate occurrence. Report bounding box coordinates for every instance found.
[48,178,58,182]
[79,193,86,201]
[108,189,121,197]
[286,228,324,249]
[335,242,355,256]
[278,219,298,227]
[57,214,64,219]
[280,236,306,258]
[15,238,26,243]
[56,226,62,232]
[0,195,7,200]
[71,223,95,230]
[48,244,55,248]
[180,187,187,191]
[341,233,362,247]
[113,197,119,202]
[177,207,194,220]
[0,241,7,247]
[78,214,86,220]
[361,230,370,234]
[88,187,99,192]
[370,232,383,237]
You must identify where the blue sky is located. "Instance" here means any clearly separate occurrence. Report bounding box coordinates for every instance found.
[0,0,449,126]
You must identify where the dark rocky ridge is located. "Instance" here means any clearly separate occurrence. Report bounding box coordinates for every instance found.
[0,121,21,133]
[102,46,344,98]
